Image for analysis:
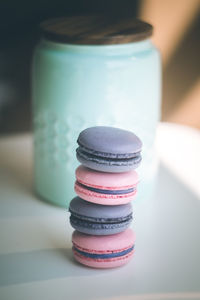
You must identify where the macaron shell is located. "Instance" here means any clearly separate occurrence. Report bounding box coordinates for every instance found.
[69,197,133,220]
[76,152,141,173]
[76,165,139,189]
[75,183,137,205]
[73,248,134,268]
[77,126,142,155]
[72,229,135,252]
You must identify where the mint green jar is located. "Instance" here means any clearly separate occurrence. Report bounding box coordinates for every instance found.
[32,16,161,207]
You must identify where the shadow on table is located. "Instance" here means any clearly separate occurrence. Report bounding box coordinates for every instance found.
[0,248,101,287]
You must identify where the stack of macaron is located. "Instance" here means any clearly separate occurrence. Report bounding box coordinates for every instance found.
[69,126,142,268]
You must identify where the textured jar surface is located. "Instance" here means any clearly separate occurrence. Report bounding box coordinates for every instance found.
[32,39,161,207]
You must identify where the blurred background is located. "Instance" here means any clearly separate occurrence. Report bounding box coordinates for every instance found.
[0,0,199,134]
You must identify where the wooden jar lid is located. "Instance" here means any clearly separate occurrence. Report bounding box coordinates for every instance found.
[40,15,153,45]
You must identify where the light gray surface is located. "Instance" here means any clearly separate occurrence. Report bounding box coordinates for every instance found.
[0,128,200,300]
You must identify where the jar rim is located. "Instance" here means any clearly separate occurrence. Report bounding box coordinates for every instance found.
[39,38,154,56]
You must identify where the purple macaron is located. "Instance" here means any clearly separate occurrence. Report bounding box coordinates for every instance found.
[69,196,133,235]
[76,126,142,172]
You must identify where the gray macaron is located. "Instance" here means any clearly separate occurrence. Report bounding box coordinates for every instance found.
[69,197,133,235]
[76,126,142,172]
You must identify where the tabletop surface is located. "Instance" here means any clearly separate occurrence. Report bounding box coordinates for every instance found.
[0,122,200,300]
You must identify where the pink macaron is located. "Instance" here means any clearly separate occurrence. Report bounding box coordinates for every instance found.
[72,228,136,268]
[74,165,139,205]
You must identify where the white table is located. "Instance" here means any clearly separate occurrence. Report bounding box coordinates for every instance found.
[0,123,200,300]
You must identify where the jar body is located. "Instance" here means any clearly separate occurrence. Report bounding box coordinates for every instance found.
[32,39,161,207]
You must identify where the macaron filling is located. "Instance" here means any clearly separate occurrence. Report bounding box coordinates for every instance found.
[70,216,132,232]
[73,245,134,259]
[75,181,136,195]
[69,210,133,223]
[70,214,132,226]
[76,147,142,166]
[77,143,140,159]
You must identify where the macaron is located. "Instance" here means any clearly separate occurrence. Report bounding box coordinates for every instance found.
[76,126,142,172]
[75,165,139,205]
[72,228,136,268]
[69,196,133,235]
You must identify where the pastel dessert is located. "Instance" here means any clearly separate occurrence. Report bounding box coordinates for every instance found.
[76,126,142,172]
[72,228,135,268]
[75,165,139,205]
[69,196,133,235]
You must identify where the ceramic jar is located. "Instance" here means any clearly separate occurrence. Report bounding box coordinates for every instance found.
[32,16,161,207]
